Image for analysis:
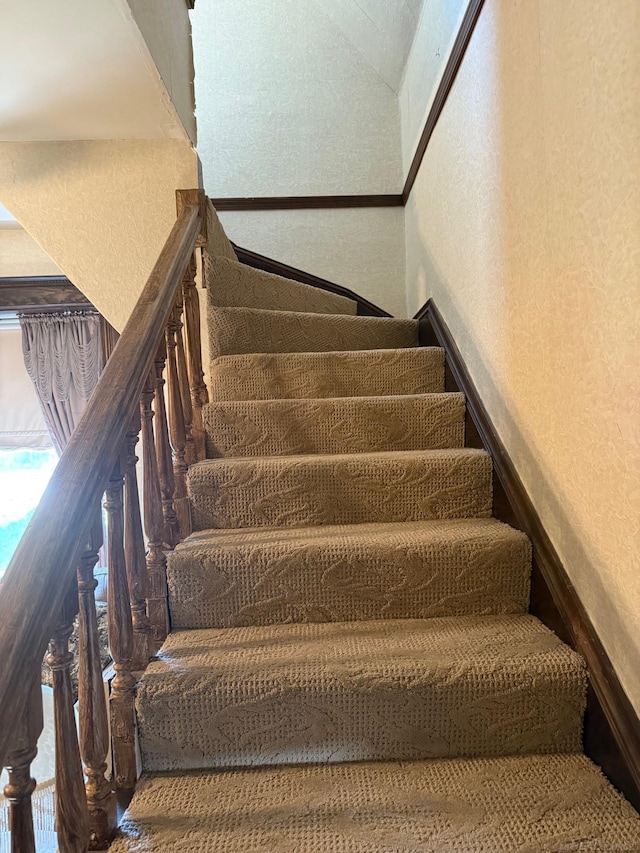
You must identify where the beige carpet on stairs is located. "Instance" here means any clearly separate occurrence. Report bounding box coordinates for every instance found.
[167,519,532,628]
[114,206,640,851]
[208,347,445,401]
[112,755,640,853]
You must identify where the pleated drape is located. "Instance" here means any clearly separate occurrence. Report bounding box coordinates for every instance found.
[20,312,103,455]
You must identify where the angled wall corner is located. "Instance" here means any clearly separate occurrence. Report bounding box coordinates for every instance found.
[0,140,199,332]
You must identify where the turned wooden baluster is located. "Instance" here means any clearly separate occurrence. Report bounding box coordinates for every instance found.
[182,252,208,461]
[154,342,180,549]
[77,513,117,849]
[175,283,197,466]
[124,411,152,670]
[104,457,137,791]
[165,302,192,541]
[140,375,169,651]
[3,671,42,853]
[48,580,90,852]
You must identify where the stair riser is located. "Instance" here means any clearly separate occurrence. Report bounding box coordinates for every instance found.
[204,394,465,458]
[138,667,584,772]
[206,256,357,316]
[188,452,493,530]
[209,349,445,401]
[208,308,418,357]
[168,534,531,628]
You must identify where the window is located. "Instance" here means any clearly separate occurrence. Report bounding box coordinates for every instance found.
[0,448,58,581]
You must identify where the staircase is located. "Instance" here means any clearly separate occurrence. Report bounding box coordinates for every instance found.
[112,230,640,851]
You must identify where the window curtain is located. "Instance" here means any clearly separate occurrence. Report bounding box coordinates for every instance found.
[19,312,103,455]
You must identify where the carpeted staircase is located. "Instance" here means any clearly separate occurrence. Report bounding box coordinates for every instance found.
[113,216,640,851]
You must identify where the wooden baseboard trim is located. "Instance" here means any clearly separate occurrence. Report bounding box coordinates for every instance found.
[232,243,392,317]
[212,195,403,212]
[415,298,640,811]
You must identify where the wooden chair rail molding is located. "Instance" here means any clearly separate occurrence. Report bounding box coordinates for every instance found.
[0,191,208,851]
[416,298,640,811]
[232,243,391,317]
[210,0,484,212]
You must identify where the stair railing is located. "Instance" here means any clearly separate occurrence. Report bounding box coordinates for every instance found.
[0,190,209,852]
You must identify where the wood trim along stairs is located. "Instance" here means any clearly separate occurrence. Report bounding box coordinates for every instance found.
[415,297,640,812]
[210,0,485,211]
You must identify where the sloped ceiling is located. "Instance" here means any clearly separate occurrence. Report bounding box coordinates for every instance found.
[313,0,426,92]
[0,0,188,141]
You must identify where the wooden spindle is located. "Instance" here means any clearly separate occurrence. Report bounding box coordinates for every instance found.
[140,375,169,652]
[3,672,42,853]
[154,342,180,549]
[104,458,137,791]
[76,516,117,850]
[165,303,192,541]
[48,581,90,853]
[175,285,197,466]
[182,253,208,461]
[124,412,152,670]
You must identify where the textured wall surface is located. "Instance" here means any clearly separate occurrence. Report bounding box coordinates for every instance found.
[399,0,468,174]
[0,140,198,331]
[192,0,410,315]
[0,0,189,142]
[126,0,196,142]
[192,0,401,196]
[405,0,640,712]
[220,209,406,318]
[318,0,425,93]
[0,229,62,277]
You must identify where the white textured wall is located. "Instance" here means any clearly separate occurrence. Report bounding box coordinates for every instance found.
[399,0,468,174]
[220,208,406,318]
[192,0,407,314]
[0,140,198,331]
[126,0,196,142]
[0,229,61,278]
[405,0,640,712]
[193,0,401,196]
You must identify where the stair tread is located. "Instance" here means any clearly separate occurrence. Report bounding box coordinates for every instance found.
[176,516,527,550]
[203,393,466,457]
[208,347,445,400]
[168,519,531,627]
[208,306,418,356]
[188,448,493,530]
[112,754,640,852]
[137,615,585,771]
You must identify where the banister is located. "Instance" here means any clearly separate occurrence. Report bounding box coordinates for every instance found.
[0,203,201,769]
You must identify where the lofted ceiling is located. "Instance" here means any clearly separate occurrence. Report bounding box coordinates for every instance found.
[313,0,426,92]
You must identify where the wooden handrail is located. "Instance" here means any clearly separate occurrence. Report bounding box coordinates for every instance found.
[0,203,201,770]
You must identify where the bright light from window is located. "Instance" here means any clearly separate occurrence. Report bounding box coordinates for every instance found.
[0,448,58,579]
